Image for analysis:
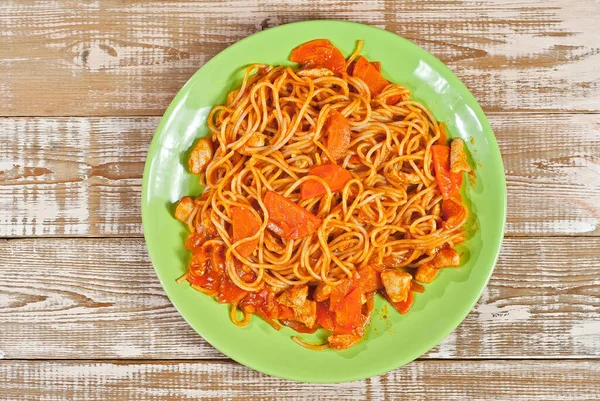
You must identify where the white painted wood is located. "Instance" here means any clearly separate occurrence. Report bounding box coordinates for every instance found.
[0,237,597,360]
[1,114,598,237]
[0,0,598,116]
[0,360,598,400]
[2,0,600,396]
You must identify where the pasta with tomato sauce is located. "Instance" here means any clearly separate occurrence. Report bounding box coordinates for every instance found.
[174,39,470,350]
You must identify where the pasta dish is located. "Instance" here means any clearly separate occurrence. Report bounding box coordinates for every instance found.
[174,39,470,350]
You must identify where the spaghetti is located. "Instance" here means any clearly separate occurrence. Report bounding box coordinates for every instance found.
[174,39,470,350]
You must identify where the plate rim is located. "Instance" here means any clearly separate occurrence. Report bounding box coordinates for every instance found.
[141,19,507,383]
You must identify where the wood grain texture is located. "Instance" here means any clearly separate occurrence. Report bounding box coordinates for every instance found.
[2,114,599,237]
[0,237,598,360]
[1,0,599,116]
[0,360,598,400]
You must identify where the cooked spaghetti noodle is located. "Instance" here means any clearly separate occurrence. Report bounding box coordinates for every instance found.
[174,39,470,350]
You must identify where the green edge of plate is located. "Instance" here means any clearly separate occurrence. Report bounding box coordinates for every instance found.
[142,20,507,383]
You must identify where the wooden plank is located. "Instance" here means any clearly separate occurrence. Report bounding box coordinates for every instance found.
[0,360,598,400]
[1,114,599,237]
[0,237,598,360]
[1,0,598,116]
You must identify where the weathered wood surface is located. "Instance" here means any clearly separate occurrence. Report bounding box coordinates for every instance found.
[2,0,600,396]
[2,114,599,238]
[0,360,598,400]
[1,0,599,116]
[0,237,598,361]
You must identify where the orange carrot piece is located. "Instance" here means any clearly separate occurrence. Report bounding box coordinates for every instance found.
[264,191,322,240]
[300,164,353,199]
[437,123,448,146]
[352,56,389,96]
[334,288,363,330]
[215,273,248,304]
[231,206,261,257]
[290,39,346,74]
[316,301,336,331]
[325,110,351,162]
[410,281,425,293]
[431,145,463,200]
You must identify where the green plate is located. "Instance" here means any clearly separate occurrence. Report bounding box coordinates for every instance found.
[142,20,506,383]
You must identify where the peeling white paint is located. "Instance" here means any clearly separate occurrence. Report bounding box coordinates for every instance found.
[570,321,600,353]
[475,289,532,322]
[428,331,457,358]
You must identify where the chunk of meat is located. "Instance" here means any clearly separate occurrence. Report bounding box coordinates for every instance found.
[276,285,308,308]
[433,248,460,268]
[297,68,334,78]
[395,170,422,184]
[187,243,224,291]
[292,299,317,328]
[414,262,438,284]
[245,132,266,148]
[389,290,414,315]
[380,269,412,303]
[276,285,316,328]
[184,217,218,251]
[382,254,407,268]
[328,333,362,350]
[313,282,333,302]
[450,138,471,174]
[189,138,213,174]
[175,196,195,222]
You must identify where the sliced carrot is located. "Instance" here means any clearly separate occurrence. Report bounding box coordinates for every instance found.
[264,191,322,240]
[437,122,448,146]
[215,273,248,304]
[231,206,261,257]
[352,56,402,104]
[441,198,463,221]
[300,164,353,199]
[334,287,363,330]
[356,265,382,293]
[325,110,351,162]
[352,56,389,96]
[289,39,346,74]
[277,304,295,320]
[431,145,463,200]
[329,279,354,312]
[410,281,425,293]
[316,300,336,331]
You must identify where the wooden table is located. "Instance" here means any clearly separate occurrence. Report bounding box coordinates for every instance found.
[1,1,599,399]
